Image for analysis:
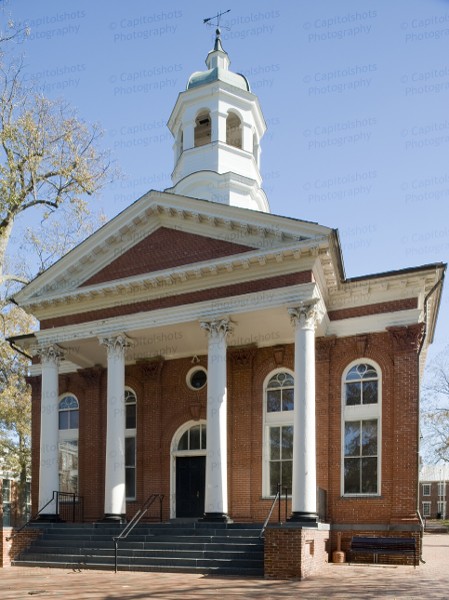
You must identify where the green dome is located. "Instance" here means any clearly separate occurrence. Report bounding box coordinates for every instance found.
[187,67,250,92]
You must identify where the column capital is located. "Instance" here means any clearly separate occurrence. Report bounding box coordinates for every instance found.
[288,300,320,330]
[99,333,132,358]
[36,344,64,365]
[200,318,232,341]
[387,324,425,354]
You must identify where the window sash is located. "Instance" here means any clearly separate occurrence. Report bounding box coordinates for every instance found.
[422,502,431,517]
[268,425,293,496]
[125,436,136,500]
[422,484,431,496]
[58,440,79,494]
[344,419,378,495]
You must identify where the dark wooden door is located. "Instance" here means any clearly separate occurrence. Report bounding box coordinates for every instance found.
[176,456,206,518]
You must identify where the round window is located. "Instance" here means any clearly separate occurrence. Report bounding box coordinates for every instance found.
[187,367,207,390]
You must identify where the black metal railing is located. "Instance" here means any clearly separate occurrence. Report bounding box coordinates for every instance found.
[57,492,84,523]
[6,491,84,541]
[259,484,289,539]
[113,493,164,573]
[259,485,328,539]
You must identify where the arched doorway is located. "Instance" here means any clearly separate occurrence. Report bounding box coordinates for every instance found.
[171,421,206,518]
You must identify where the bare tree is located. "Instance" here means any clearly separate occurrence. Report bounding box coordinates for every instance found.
[421,346,449,463]
[0,16,112,519]
[0,61,111,287]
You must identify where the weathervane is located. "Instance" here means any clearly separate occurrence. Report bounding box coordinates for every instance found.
[203,9,231,32]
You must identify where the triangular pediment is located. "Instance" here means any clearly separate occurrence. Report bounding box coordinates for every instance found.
[81,227,253,287]
[14,190,337,314]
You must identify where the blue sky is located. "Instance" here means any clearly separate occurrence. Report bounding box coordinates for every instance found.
[5,0,449,359]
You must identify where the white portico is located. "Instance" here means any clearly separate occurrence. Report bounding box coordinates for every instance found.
[16,185,334,522]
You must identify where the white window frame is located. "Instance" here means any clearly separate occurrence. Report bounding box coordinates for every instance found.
[422,501,431,517]
[262,368,295,498]
[422,483,431,496]
[341,360,382,497]
[58,394,79,495]
[125,387,137,501]
[437,501,446,518]
[438,482,445,497]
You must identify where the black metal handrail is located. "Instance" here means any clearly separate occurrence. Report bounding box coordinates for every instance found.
[113,493,164,573]
[57,491,84,523]
[259,483,289,539]
[6,491,84,541]
[6,494,55,541]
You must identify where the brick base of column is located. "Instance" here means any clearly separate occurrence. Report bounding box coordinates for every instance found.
[264,524,330,579]
[1,528,42,567]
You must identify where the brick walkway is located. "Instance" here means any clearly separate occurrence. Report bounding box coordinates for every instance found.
[0,533,447,599]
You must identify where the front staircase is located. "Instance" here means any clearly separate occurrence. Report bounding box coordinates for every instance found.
[12,521,264,576]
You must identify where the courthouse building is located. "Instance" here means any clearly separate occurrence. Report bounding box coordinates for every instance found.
[12,32,445,562]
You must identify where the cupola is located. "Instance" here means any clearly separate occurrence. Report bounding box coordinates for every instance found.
[166,30,269,213]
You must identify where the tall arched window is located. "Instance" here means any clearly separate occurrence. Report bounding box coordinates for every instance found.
[263,371,294,497]
[342,362,381,496]
[194,110,211,147]
[58,394,79,494]
[125,388,137,500]
[226,112,242,148]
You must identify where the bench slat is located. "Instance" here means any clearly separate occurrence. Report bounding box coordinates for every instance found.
[350,536,416,556]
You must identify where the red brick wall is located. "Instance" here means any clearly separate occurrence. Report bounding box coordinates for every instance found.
[264,526,329,579]
[328,298,417,321]
[1,529,41,568]
[41,271,313,329]
[29,326,422,533]
[82,227,253,287]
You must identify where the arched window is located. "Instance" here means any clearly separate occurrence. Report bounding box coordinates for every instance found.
[226,112,242,148]
[125,388,137,500]
[58,395,79,494]
[59,395,79,430]
[177,423,207,451]
[194,110,211,147]
[342,362,381,496]
[263,371,294,497]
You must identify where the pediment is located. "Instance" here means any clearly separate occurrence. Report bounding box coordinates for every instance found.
[14,190,336,310]
[81,227,253,287]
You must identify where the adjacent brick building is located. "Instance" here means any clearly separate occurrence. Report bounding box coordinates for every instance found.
[419,465,449,519]
[11,32,445,571]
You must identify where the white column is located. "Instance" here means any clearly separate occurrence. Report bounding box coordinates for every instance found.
[211,110,227,144]
[200,318,231,521]
[242,122,253,153]
[99,334,130,521]
[288,302,319,522]
[183,119,195,150]
[37,345,64,518]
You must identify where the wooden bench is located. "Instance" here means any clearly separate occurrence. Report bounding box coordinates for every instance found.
[350,536,417,565]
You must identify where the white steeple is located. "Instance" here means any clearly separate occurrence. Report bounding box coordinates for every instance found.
[166,29,269,213]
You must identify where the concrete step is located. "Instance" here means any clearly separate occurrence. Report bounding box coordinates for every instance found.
[14,522,265,575]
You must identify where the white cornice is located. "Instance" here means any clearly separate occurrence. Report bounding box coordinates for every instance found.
[14,190,333,308]
[33,282,320,346]
[24,238,326,318]
[328,269,441,311]
[327,308,422,337]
